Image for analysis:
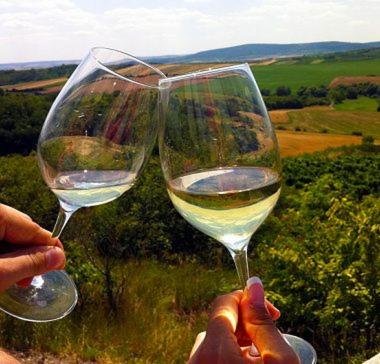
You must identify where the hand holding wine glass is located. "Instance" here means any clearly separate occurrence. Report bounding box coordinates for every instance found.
[159,64,316,363]
[0,47,164,322]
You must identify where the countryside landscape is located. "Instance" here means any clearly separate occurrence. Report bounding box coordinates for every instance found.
[0,41,379,364]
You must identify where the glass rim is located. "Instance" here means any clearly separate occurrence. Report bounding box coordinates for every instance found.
[90,46,166,89]
[158,62,250,86]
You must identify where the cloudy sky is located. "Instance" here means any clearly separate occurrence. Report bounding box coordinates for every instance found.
[1,0,379,63]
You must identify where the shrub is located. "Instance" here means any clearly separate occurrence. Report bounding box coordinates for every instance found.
[276,86,291,96]
[352,131,363,136]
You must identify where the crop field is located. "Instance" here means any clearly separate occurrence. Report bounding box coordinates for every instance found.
[334,96,379,112]
[276,130,362,157]
[329,76,380,87]
[251,59,380,92]
[0,77,67,91]
[270,107,380,138]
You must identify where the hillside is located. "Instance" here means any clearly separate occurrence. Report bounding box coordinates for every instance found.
[147,41,380,63]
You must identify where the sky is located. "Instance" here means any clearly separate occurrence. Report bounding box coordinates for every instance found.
[0,0,379,63]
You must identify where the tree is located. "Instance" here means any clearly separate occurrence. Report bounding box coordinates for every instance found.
[276,86,291,96]
[346,87,358,99]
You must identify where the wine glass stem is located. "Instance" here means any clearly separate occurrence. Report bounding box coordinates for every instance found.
[52,206,75,238]
[229,247,249,288]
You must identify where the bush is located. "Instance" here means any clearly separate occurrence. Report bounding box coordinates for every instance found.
[276,86,291,96]
[264,96,303,110]
[352,131,363,136]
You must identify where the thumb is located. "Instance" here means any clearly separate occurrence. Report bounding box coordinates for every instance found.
[241,277,300,364]
[0,246,65,292]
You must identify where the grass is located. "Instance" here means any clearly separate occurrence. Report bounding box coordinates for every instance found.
[334,96,379,112]
[0,260,237,364]
[272,108,380,138]
[251,59,380,92]
[1,257,377,363]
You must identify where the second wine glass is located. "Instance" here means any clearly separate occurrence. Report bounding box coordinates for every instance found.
[0,47,164,322]
[159,64,316,363]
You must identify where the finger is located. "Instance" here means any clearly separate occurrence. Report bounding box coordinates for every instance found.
[241,277,300,364]
[0,246,65,292]
[208,290,243,334]
[236,300,279,346]
[16,277,34,287]
[265,299,281,321]
[0,349,20,364]
[189,332,206,359]
[0,204,59,246]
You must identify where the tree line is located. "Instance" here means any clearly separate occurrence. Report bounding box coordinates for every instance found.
[262,82,380,110]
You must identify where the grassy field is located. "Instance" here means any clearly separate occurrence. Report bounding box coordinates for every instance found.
[251,59,380,92]
[334,96,379,111]
[276,131,362,156]
[270,107,380,138]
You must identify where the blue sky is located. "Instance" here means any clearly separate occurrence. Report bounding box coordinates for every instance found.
[0,0,379,63]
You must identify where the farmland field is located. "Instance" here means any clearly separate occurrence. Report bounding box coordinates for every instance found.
[270,107,380,138]
[251,59,380,92]
[276,130,362,156]
[2,58,380,95]
[334,96,379,111]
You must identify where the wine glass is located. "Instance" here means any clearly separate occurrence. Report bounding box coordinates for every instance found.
[0,47,165,322]
[158,64,317,363]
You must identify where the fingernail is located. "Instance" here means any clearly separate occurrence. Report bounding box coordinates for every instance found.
[246,276,264,305]
[45,247,65,269]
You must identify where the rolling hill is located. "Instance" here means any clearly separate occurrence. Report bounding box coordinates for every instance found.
[147,41,380,63]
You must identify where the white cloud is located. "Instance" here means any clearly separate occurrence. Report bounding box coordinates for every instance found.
[0,0,379,63]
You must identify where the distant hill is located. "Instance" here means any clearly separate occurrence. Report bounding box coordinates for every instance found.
[146,41,380,63]
[1,41,380,70]
[0,60,79,71]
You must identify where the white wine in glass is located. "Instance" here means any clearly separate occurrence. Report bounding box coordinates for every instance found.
[0,47,164,322]
[159,64,317,363]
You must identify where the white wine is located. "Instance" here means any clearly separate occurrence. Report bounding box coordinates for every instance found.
[52,170,136,208]
[167,167,281,251]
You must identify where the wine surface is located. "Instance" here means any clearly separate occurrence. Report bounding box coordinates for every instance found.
[52,170,136,208]
[167,167,281,251]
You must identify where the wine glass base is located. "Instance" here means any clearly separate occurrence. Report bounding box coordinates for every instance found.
[283,334,317,364]
[0,270,78,322]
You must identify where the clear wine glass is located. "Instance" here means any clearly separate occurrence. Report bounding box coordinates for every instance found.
[158,64,317,363]
[0,47,164,322]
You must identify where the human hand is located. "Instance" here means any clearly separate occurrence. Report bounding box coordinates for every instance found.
[189,277,300,364]
[0,204,66,292]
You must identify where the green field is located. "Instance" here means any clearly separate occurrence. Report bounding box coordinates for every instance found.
[251,59,380,92]
[334,96,379,111]
[278,108,380,137]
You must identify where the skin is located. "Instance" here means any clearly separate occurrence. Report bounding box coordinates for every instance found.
[189,281,300,364]
[0,204,66,364]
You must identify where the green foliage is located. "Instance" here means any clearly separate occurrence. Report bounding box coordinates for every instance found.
[0,65,75,86]
[283,148,380,198]
[0,92,53,155]
[276,85,291,96]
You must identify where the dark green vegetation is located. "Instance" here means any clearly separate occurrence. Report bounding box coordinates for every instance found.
[0,91,53,155]
[0,64,76,86]
[0,144,378,363]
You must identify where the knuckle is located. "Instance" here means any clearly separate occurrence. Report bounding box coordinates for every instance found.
[250,302,272,322]
[25,251,46,275]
